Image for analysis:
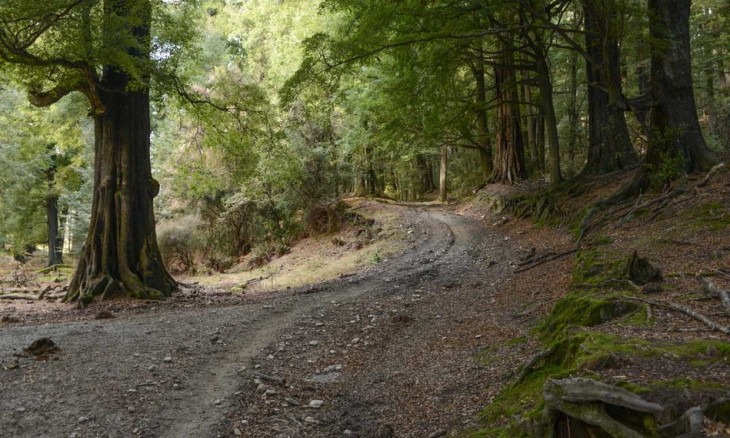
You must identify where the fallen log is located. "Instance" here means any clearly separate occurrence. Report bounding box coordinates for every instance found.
[0,293,39,301]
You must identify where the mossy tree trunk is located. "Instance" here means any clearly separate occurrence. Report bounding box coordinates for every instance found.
[65,0,175,304]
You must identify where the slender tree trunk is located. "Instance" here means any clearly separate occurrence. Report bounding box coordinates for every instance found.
[439,144,447,202]
[534,42,562,186]
[44,151,63,267]
[66,0,175,304]
[537,113,546,172]
[473,54,493,179]
[46,194,63,267]
[491,42,526,184]
[566,10,582,171]
[522,72,539,177]
[581,0,638,176]
[644,0,718,176]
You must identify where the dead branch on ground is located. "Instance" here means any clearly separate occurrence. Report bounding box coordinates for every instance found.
[697,276,730,315]
[622,296,729,335]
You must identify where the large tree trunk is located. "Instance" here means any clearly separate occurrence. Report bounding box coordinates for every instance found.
[490,42,526,184]
[581,0,638,176]
[644,0,718,176]
[66,0,175,304]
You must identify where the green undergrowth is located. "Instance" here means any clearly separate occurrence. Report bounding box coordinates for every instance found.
[470,246,730,437]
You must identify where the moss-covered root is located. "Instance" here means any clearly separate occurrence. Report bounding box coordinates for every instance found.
[541,378,664,438]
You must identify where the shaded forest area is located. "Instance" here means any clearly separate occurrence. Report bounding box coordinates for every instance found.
[0,1,729,436]
[0,0,727,292]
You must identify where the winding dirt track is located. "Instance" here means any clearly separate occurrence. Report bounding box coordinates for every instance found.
[0,204,519,438]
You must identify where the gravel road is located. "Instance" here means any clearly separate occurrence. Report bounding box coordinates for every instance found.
[1,203,520,438]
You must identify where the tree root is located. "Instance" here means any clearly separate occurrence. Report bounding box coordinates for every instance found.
[621,296,730,335]
[698,276,730,315]
[542,378,725,438]
[514,248,577,273]
[543,378,664,438]
[577,162,725,246]
[513,346,557,386]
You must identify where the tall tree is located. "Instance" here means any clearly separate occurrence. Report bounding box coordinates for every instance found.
[642,0,718,183]
[491,38,527,183]
[0,0,188,303]
[581,0,638,176]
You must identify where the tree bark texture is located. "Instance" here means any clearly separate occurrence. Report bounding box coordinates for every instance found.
[491,43,526,184]
[581,0,638,176]
[66,0,175,303]
[645,0,718,174]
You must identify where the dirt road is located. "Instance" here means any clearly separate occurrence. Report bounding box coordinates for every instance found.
[0,203,524,438]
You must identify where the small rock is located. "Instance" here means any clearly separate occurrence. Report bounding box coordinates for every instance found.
[257,384,267,393]
[78,416,90,424]
[24,338,59,356]
[214,399,222,406]
[344,430,353,436]
[233,428,242,436]
[148,365,157,372]
[304,416,317,424]
[16,407,26,413]
[128,406,136,413]
[641,283,664,294]
[264,389,276,396]
[285,397,300,406]
[163,356,172,363]
[309,400,324,408]
[94,311,115,320]
[241,420,249,426]
[309,340,320,346]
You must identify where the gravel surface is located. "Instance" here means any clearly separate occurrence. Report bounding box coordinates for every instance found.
[0,203,529,438]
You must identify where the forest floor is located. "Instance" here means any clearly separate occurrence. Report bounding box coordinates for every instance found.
[0,167,729,438]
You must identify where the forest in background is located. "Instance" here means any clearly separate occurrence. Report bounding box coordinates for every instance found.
[0,0,728,284]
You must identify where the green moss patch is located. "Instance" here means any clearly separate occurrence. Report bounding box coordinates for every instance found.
[536,293,638,339]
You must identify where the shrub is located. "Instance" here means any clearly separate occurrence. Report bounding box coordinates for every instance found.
[157,215,207,274]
